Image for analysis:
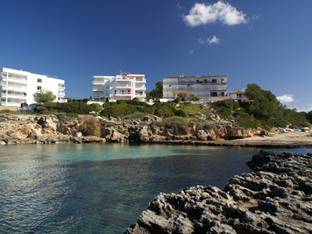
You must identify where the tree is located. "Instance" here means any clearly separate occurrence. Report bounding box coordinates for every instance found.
[147,81,163,99]
[176,90,189,102]
[307,111,312,123]
[242,83,308,128]
[189,94,199,101]
[34,91,56,104]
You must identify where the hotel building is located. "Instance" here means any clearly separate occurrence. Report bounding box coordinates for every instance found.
[0,67,66,107]
[163,75,228,102]
[92,73,146,101]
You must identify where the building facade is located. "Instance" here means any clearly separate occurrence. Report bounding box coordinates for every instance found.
[0,67,65,107]
[163,75,228,102]
[92,73,146,101]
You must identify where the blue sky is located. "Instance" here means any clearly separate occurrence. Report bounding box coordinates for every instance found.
[0,0,311,111]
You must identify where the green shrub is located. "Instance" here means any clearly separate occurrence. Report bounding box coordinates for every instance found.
[173,109,187,117]
[159,116,189,135]
[123,112,147,120]
[34,91,56,104]
[100,102,155,118]
[153,103,175,117]
[307,111,312,124]
[212,84,309,129]
[35,101,102,115]
[212,100,239,119]
[234,112,260,129]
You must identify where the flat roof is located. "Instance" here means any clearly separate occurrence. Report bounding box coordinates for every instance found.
[1,67,63,81]
[165,75,227,79]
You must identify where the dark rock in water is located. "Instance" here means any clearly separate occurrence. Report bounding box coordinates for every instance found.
[126,151,312,234]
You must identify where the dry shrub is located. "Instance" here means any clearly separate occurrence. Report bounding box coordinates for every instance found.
[78,115,102,137]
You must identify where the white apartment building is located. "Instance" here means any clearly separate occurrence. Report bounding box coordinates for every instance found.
[163,75,228,102]
[92,73,146,101]
[0,67,65,107]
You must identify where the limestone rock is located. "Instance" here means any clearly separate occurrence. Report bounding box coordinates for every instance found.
[126,152,312,234]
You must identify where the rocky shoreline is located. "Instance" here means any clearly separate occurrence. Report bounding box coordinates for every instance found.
[126,151,312,234]
[0,114,311,147]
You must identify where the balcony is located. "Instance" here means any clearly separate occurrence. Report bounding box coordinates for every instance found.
[112,93,132,97]
[134,79,146,83]
[93,88,105,92]
[135,85,146,90]
[4,86,27,92]
[1,77,27,84]
[93,81,107,85]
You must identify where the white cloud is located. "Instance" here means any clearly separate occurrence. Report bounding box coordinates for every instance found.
[188,49,195,55]
[184,1,247,27]
[298,105,312,113]
[277,94,294,104]
[198,36,220,45]
[207,35,220,45]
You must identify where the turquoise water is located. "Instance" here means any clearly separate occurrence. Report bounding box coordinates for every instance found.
[0,144,310,233]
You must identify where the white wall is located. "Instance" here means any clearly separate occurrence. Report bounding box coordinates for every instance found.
[0,67,65,107]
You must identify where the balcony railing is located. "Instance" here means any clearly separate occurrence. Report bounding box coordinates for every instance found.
[1,77,27,83]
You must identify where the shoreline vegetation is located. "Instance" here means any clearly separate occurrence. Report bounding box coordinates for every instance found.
[126,151,312,233]
[0,84,311,147]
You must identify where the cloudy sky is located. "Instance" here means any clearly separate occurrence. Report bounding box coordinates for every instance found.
[0,0,311,111]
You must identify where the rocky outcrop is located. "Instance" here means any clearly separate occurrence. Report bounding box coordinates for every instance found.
[126,151,312,234]
[0,113,268,145]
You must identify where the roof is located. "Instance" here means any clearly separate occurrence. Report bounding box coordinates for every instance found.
[164,75,227,79]
[1,67,63,81]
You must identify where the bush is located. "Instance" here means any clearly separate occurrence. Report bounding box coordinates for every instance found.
[173,109,187,117]
[153,103,175,117]
[78,116,102,137]
[123,112,147,120]
[212,84,309,129]
[100,101,156,118]
[212,100,240,119]
[307,111,312,124]
[234,112,260,129]
[34,91,56,104]
[35,101,103,115]
[159,116,189,135]
[189,95,199,101]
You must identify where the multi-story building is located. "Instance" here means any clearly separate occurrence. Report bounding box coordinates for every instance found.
[0,67,65,107]
[92,73,146,101]
[163,75,228,102]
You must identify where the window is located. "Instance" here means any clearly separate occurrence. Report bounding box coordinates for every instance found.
[37,78,42,83]
[211,92,218,97]
[37,86,42,91]
[212,79,217,83]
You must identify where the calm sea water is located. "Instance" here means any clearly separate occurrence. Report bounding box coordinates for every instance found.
[0,144,310,234]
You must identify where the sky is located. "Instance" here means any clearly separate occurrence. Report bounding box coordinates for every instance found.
[0,0,311,111]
